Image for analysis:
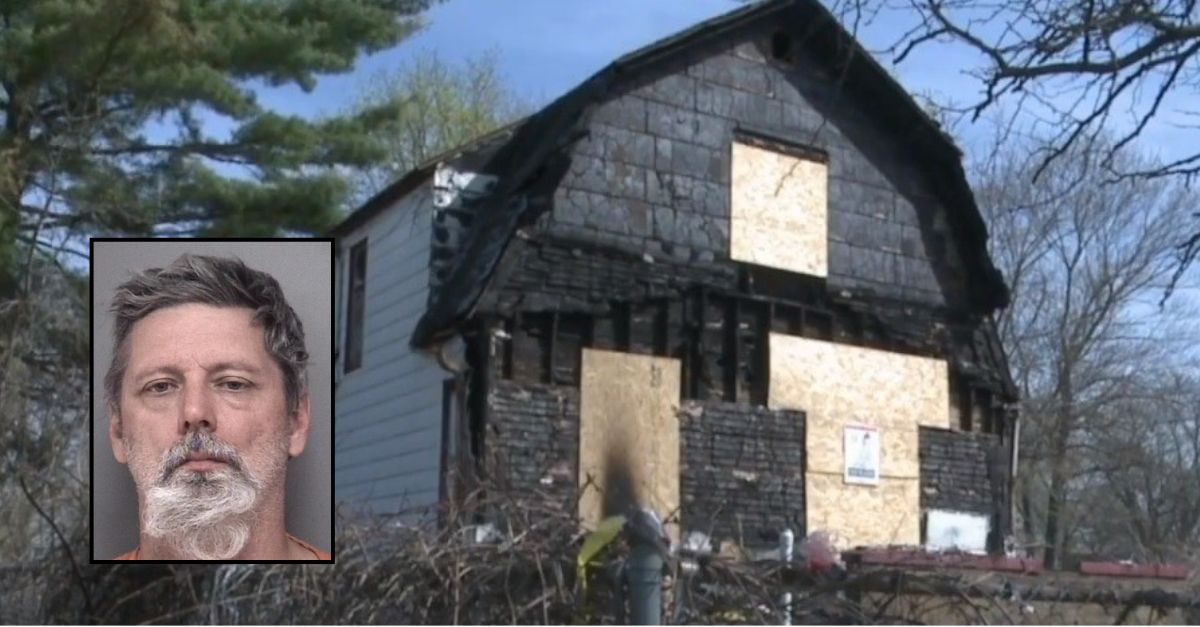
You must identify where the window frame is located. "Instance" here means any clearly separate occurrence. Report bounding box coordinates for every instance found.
[344,238,368,373]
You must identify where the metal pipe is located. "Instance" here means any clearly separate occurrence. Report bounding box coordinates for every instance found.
[627,542,663,625]
[608,560,627,624]
[780,529,794,626]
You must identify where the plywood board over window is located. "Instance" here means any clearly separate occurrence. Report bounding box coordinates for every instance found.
[578,349,681,543]
[730,140,828,277]
[768,333,949,547]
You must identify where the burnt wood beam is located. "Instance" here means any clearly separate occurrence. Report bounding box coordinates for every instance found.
[501,319,514,380]
[593,309,614,351]
[654,299,670,356]
[466,321,493,474]
[985,390,999,435]
[551,313,588,386]
[546,311,560,385]
[582,312,595,349]
[691,289,705,400]
[807,310,832,340]
[752,301,771,406]
[704,291,725,401]
[959,378,974,432]
[630,302,655,355]
[614,301,631,351]
[724,296,740,403]
[680,294,693,397]
[511,311,529,383]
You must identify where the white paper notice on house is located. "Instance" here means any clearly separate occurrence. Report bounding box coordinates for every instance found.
[844,424,880,485]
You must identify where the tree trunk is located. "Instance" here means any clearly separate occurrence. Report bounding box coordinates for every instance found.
[1043,392,1073,570]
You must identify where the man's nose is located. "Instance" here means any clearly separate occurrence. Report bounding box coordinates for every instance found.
[179,381,217,433]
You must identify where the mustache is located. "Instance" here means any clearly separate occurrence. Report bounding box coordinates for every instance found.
[158,430,245,482]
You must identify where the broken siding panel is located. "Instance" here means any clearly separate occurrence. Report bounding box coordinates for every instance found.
[429,164,498,295]
[730,140,828,277]
[335,183,446,515]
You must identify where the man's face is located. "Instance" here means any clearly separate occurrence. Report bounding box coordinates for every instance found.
[109,303,309,558]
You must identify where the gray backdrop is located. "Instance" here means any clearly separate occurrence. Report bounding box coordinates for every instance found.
[91,240,333,560]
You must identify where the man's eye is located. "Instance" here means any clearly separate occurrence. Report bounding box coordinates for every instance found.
[145,381,175,394]
[219,380,252,392]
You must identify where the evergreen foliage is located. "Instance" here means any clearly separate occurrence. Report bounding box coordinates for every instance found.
[0,0,434,262]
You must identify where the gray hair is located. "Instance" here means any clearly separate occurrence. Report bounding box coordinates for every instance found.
[104,254,309,414]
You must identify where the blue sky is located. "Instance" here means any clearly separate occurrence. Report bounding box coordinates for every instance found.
[254,0,1192,171]
[258,0,738,117]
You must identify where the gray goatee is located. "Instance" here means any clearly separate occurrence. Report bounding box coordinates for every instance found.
[141,430,261,561]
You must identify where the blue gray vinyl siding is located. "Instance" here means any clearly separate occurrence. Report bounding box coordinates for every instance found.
[335,183,445,515]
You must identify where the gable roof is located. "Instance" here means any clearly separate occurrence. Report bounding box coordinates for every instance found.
[333,0,1011,349]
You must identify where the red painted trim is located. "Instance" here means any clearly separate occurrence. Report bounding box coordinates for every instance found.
[1079,561,1192,580]
[847,549,1193,580]
[849,548,1043,574]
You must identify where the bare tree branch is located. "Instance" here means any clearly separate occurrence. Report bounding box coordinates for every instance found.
[16,474,91,617]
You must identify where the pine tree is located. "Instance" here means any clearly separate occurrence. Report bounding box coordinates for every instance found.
[0,0,434,263]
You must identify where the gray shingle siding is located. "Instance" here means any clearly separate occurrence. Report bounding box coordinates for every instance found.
[552,35,968,309]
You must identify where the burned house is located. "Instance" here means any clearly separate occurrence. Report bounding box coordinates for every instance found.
[332,0,1019,553]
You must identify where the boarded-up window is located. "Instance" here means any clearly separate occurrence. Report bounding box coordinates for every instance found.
[730,139,828,277]
[344,239,367,372]
[768,333,949,548]
[578,349,681,544]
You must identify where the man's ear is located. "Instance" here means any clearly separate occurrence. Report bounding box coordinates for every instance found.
[287,394,312,458]
[108,402,128,464]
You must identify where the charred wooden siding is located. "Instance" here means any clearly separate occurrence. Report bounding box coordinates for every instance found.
[545,36,968,309]
[488,379,806,549]
[680,401,806,548]
[919,427,1004,516]
[487,380,580,512]
[919,426,1011,549]
[476,26,1013,409]
[465,27,1014,541]
[393,11,1017,546]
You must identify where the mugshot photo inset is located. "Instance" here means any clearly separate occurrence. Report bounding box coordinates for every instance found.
[91,239,333,562]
